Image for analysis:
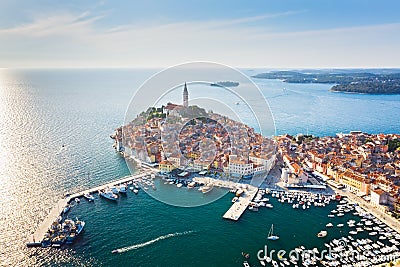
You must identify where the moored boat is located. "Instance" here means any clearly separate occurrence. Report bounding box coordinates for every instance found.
[83,193,95,202]
[119,185,127,194]
[201,184,213,194]
[99,189,118,201]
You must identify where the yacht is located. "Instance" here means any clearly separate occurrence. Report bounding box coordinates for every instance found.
[83,193,95,202]
[326,223,333,227]
[317,230,328,238]
[187,181,196,188]
[265,204,273,208]
[201,184,213,194]
[99,189,118,201]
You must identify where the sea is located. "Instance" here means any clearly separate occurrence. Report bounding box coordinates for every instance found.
[1,68,400,267]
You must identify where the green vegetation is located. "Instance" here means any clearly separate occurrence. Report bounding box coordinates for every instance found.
[295,134,315,144]
[388,139,400,152]
[331,82,400,94]
[252,70,400,94]
[147,107,166,120]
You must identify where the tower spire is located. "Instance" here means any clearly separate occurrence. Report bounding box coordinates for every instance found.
[183,82,188,107]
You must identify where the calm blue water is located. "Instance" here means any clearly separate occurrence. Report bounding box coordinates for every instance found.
[0,68,400,266]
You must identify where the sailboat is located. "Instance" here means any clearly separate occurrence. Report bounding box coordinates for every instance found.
[267,224,279,240]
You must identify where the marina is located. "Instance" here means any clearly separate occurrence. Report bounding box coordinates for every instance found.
[27,170,156,247]
[192,177,259,221]
[27,168,400,267]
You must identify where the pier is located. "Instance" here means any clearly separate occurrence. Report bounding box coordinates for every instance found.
[28,170,157,246]
[192,177,259,221]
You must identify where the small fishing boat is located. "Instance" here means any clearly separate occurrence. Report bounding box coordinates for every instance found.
[119,185,127,194]
[63,205,71,214]
[241,252,250,259]
[83,193,95,202]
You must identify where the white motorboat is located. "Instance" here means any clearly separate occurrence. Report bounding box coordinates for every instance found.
[119,185,127,194]
[83,193,94,202]
[63,204,71,214]
[187,181,196,188]
[317,230,327,238]
[326,223,333,227]
[201,184,213,194]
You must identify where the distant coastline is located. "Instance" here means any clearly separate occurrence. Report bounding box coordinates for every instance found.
[252,70,400,94]
[210,81,239,87]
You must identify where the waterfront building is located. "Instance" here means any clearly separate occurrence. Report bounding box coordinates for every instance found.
[370,189,390,212]
[228,155,254,177]
[339,171,371,196]
[159,160,177,173]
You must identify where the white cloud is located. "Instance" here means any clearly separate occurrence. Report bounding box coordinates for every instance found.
[0,10,399,68]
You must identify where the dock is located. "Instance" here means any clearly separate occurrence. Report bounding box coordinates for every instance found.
[192,177,259,221]
[28,170,157,246]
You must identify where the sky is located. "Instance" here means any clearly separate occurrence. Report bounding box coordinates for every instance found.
[0,0,400,68]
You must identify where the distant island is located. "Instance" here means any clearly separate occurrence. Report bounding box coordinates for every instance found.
[210,81,240,87]
[252,70,400,94]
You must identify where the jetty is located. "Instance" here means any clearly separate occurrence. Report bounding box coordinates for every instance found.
[192,177,259,221]
[27,170,156,247]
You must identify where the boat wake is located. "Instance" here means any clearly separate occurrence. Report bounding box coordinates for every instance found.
[112,231,195,254]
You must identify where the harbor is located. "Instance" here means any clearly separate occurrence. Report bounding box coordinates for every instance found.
[192,177,259,221]
[27,170,157,247]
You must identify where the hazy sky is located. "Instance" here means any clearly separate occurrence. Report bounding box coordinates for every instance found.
[1,0,400,68]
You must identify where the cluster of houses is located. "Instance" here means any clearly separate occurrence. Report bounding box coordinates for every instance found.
[277,131,400,216]
[112,101,276,180]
